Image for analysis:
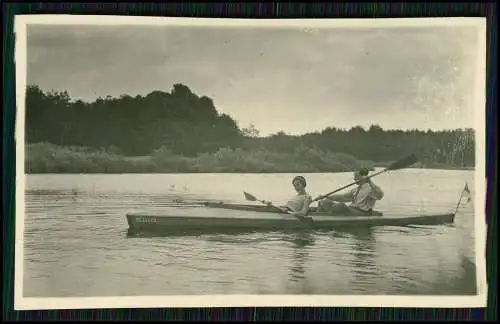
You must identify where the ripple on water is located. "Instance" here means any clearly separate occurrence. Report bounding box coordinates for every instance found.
[22,173,477,297]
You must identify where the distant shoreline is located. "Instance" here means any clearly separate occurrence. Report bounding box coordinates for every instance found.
[24,84,476,173]
[407,165,475,171]
[362,160,475,172]
[25,143,475,174]
[23,167,476,175]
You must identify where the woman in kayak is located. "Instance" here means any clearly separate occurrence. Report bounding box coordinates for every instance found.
[316,168,384,216]
[264,175,313,217]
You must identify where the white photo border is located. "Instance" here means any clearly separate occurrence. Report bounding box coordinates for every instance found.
[14,15,488,310]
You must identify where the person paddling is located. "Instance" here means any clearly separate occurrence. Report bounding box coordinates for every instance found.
[264,176,313,217]
[316,168,384,216]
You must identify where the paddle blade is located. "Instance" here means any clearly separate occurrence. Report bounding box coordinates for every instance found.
[387,154,418,171]
[243,191,258,201]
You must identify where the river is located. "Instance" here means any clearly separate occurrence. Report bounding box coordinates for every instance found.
[22,169,478,297]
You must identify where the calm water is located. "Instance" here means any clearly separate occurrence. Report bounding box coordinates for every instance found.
[23,169,477,297]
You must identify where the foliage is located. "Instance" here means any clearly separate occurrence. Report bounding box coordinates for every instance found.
[25,143,366,173]
[24,84,475,173]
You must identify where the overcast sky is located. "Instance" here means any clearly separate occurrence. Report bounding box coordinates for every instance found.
[25,21,483,136]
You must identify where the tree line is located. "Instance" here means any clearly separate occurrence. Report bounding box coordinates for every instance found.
[25,83,475,169]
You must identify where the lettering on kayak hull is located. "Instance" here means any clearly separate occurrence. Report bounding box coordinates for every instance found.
[135,216,157,224]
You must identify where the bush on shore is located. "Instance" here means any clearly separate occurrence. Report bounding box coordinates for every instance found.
[25,142,372,174]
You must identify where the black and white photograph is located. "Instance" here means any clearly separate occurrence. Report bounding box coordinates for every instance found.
[14,15,487,309]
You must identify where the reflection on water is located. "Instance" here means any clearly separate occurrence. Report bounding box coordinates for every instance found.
[288,232,315,283]
[22,171,478,297]
[346,228,378,287]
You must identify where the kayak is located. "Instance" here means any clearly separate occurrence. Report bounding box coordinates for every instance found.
[125,201,456,233]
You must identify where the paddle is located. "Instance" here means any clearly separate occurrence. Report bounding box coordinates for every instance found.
[243,191,313,225]
[312,154,419,202]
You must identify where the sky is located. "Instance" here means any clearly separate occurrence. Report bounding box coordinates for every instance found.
[25,20,484,136]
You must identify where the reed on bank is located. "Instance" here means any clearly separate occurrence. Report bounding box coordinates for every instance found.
[25,142,373,174]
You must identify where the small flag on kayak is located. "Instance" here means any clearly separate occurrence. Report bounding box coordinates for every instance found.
[453,182,473,215]
[463,183,472,202]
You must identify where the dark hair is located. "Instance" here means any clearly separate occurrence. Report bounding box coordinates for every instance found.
[358,168,370,176]
[292,175,307,187]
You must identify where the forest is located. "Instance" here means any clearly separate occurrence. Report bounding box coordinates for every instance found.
[24,84,475,173]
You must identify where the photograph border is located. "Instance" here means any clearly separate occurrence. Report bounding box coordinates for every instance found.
[3,2,496,321]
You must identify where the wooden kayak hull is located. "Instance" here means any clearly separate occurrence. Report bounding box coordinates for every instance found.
[125,202,456,233]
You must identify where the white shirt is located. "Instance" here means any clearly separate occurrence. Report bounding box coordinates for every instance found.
[285,193,312,212]
[349,183,383,211]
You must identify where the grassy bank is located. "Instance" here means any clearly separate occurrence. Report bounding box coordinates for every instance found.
[359,160,475,171]
[25,143,377,174]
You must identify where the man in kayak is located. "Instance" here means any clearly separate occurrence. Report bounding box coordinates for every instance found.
[316,168,384,216]
[264,175,313,217]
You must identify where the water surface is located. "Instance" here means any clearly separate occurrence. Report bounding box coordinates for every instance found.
[23,169,477,297]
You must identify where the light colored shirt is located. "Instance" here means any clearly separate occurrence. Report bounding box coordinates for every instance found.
[349,183,384,211]
[285,192,312,212]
